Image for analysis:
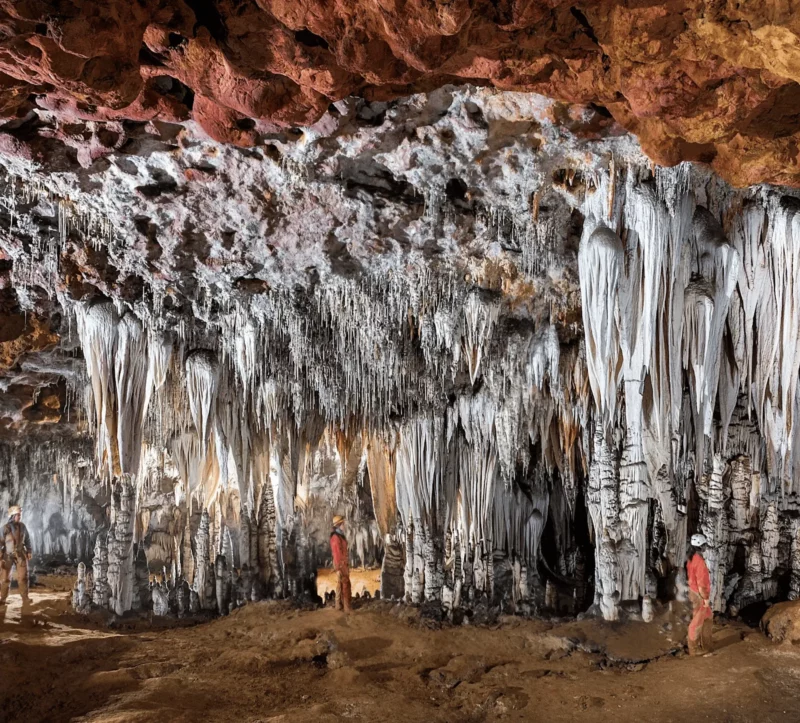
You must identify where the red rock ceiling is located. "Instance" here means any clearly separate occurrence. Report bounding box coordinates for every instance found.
[2,2,800,186]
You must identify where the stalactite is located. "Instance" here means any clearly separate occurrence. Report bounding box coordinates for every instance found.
[115,314,150,477]
[461,291,499,385]
[185,350,219,455]
[23,159,800,625]
[579,226,624,429]
[76,300,120,478]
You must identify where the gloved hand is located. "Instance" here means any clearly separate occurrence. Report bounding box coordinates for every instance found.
[26,552,31,561]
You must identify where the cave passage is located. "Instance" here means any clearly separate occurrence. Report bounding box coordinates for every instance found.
[7,2,800,720]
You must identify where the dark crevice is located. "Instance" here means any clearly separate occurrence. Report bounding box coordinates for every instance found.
[135,170,178,199]
[185,0,227,42]
[570,7,600,46]
[445,177,468,204]
[357,102,388,126]
[343,166,424,207]
[294,28,329,50]
[167,32,187,49]
[589,103,613,119]
[139,45,166,67]
[153,76,194,110]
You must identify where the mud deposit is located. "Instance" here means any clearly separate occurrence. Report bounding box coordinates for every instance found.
[0,581,799,722]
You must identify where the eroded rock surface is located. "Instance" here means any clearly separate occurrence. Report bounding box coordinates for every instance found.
[762,600,800,644]
[3,3,800,185]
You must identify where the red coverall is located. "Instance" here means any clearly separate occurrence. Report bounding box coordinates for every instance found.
[686,553,713,655]
[330,529,352,612]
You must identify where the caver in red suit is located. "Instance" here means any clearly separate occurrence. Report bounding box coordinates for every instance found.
[330,515,352,612]
[686,533,713,655]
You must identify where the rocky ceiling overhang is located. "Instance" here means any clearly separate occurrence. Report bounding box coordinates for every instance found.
[2,1,800,187]
[0,0,799,440]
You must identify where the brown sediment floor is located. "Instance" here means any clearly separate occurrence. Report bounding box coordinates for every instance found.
[2,578,800,723]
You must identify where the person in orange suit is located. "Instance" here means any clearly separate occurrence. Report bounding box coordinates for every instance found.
[686,533,713,655]
[330,515,352,612]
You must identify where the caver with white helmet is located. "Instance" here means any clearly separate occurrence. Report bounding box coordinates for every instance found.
[686,530,713,654]
[1,503,32,606]
[690,534,707,549]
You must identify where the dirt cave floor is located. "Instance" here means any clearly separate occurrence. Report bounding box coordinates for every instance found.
[2,578,800,722]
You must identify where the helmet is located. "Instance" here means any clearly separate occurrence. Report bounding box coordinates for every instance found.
[690,533,707,548]
[8,505,21,517]
[332,515,345,527]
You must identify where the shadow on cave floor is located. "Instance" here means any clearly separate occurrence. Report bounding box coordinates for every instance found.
[0,591,139,722]
[3,582,800,723]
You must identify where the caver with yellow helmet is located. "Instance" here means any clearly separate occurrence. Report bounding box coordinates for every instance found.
[0,503,32,605]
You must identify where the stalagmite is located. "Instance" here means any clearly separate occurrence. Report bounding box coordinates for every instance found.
[151,578,170,616]
[181,512,195,588]
[790,518,800,601]
[194,510,211,610]
[107,479,135,616]
[215,554,231,615]
[257,476,277,595]
[73,561,91,613]
[92,531,110,608]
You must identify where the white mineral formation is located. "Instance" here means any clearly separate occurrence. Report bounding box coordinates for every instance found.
[0,86,793,625]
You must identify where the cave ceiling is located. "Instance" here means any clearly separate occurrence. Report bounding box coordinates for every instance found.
[0,1,798,440]
[4,1,800,186]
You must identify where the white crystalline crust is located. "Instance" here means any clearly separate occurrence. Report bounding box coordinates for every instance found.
[38,167,800,619]
[2,87,800,620]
